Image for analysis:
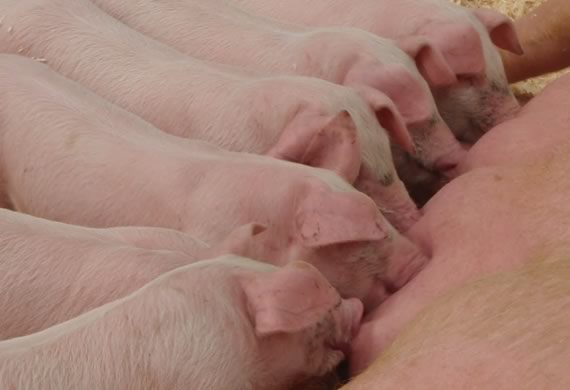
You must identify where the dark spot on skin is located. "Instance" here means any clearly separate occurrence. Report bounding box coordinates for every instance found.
[306,312,336,365]
[489,79,511,96]
[494,174,503,182]
[335,360,351,387]
[395,151,448,206]
[289,370,342,390]
[463,116,488,142]
[379,172,394,186]
[427,114,438,129]
[65,132,80,150]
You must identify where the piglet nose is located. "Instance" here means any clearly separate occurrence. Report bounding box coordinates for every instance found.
[433,145,469,179]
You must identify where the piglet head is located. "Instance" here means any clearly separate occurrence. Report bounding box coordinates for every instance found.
[345,58,464,205]
[418,15,521,143]
[239,261,364,386]
[292,185,428,311]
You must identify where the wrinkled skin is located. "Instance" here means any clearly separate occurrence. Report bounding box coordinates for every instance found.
[0,257,364,390]
[0,0,421,230]
[0,55,428,311]
[349,74,570,373]
[343,258,570,390]
[85,0,466,200]
[222,0,522,143]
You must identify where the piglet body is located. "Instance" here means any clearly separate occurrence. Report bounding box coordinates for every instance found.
[0,256,364,390]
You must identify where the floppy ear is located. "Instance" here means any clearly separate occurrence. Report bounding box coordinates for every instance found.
[267,109,362,184]
[472,8,523,55]
[240,261,338,336]
[397,35,457,87]
[418,22,486,77]
[346,63,434,130]
[294,188,389,248]
[353,84,415,155]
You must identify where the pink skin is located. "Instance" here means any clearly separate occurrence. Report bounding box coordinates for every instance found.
[0,257,364,390]
[0,54,428,311]
[0,208,213,339]
[348,74,570,374]
[0,0,421,231]
[85,0,466,192]
[343,260,570,390]
[222,0,523,143]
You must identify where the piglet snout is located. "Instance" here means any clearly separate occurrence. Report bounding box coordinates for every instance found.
[432,143,470,179]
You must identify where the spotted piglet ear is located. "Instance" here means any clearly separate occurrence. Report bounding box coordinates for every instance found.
[267,109,362,184]
[471,8,524,55]
[294,187,389,248]
[397,35,457,88]
[240,261,338,337]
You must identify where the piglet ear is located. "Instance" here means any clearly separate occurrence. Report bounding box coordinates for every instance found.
[212,223,268,257]
[346,63,434,129]
[353,85,415,155]
[294,187,389,248]
[240,261,338,337]
[267,110,361,184]
[472,8,523,55]
[397,36,457,88]
[419,22,486,77]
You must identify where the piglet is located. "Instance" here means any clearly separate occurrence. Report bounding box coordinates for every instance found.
[86,0,467,197]
[222,0,523,143]
[343,258,570,389]
[0,0,420,229]
[349,74,570,372]
[0,256,364,390]
[0,54,428,311]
